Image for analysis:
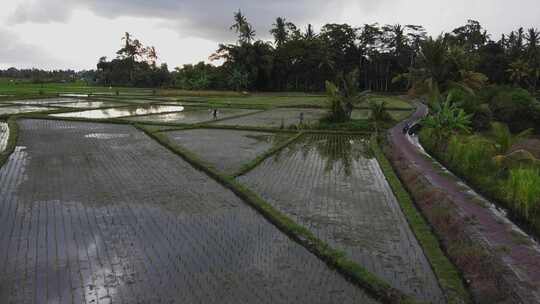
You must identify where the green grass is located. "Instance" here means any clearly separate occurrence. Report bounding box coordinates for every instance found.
[371,135,471,304]
[0,79,152,96]
[136,123,418,304]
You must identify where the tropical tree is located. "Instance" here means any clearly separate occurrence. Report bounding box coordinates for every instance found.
[422,101,472,142]
[507,59,531,86]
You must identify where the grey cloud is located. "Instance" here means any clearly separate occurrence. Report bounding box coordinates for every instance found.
[8,0,346,41]
[0,28,61,68]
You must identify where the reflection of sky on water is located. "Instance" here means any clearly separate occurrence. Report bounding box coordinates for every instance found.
[51,105,185,119]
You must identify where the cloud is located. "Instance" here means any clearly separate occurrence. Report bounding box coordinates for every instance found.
[8,0,345,41]
[0,28,61,69]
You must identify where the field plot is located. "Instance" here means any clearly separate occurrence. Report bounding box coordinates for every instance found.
[124,108,258,125]
[50,105,185,119]
[51,101,130,109]
[211,108,326,128]
[238,134,444,303]
[0,122,7,152]
[1,98,82,105]
[0,120,377,304]
[164,128,291,174]
[0,106,58,116]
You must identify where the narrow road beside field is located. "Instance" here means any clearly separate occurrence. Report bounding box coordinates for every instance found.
[388,102,540,303]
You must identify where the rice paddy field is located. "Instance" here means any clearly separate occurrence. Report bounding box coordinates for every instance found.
[123,108,259,125]
[237,134,444,303]
[210,108,327,128]
[0,93,455,303]
[0,122,8,152]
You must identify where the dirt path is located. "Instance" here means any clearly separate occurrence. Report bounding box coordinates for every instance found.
[388,102,540,303]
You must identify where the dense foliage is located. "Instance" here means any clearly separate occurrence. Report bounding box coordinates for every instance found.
[421,119,540,237]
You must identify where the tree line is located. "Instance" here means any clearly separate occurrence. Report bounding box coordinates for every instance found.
[3,11,540,94]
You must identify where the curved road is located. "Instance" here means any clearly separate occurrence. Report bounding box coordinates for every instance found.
[388,101,540,303]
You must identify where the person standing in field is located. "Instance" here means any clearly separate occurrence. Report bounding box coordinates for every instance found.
[213,109,218,120]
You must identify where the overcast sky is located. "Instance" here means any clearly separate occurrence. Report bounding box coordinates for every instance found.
[1,0,540,70]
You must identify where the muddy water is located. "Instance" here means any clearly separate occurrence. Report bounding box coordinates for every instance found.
[211,108,326,128]
[0,122,7,152]
[0,106,57,115]
[124,108,258,124]
[0,120,378,304]
[50,105,185,119]
[164,129,291,174]
[238,134,445,303]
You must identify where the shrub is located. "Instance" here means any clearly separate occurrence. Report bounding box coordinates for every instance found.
[505,168,540,219]
[489,87,536,131]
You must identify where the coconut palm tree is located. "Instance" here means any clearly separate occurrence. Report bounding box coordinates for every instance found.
[507,59,531,87]
[270,17,288,47]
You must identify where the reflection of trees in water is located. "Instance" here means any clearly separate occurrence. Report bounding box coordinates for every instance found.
[244,133,290,148]
[273,134,373,177]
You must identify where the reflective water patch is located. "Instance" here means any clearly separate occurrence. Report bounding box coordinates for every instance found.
[0,106,57,115]
[0,122,8,152]
[124,108,258,124]
[50,105,185,119]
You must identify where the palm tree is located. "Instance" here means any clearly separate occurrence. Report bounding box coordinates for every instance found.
[305,24,317,40]
[230,10,255,44]
[507,59,531,86]
[147,46,158,68]
[270,17,288,47]
[368,100,393,133]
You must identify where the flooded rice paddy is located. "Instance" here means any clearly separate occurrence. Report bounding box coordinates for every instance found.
[211,108,327,128]
[51,101,129,109]
[0,106,57,115]
[50,105,185,119]
[163,128,291,175]
[238,134,444,303]
[123,108,258,124]
[0,119,378,304]
[0,122,7,152]
[1,98,83,105]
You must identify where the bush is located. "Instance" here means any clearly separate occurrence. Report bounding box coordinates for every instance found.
[505,168,540,220]
[489,87,536,131]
